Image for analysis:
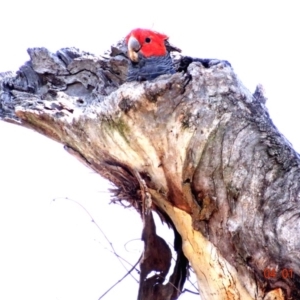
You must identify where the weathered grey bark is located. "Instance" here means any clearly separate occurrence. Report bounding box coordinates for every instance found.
[1,46,299,300]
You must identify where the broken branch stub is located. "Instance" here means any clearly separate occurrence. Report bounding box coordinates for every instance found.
[1,46,300,299]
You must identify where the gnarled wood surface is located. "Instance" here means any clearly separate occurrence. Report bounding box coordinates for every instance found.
[1,45,300,299]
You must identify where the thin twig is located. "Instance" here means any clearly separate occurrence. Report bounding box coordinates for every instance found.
[97,254,142,300]
[52,197,139,282]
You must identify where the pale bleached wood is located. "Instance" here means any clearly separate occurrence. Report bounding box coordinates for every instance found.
[1,46,299,299]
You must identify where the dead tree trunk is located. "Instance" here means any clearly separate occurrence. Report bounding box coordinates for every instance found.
[1,46,299,300]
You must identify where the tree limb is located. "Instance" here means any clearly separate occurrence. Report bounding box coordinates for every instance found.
[1,46,300,299]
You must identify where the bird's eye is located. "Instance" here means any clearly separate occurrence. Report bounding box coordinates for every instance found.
[145,37,151,43]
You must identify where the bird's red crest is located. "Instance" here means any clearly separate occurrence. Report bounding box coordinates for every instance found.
[125,28,168,58]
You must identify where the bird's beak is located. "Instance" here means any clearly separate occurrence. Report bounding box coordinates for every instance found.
[127,35,141,62]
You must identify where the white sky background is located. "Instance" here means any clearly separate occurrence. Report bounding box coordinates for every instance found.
[0,1,299,299]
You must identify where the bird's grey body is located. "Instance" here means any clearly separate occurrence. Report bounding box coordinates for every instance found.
[127,53,175,82]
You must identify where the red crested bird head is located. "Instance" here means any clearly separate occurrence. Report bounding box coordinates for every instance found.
[125,28,181,81]
[125,28,170,62]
